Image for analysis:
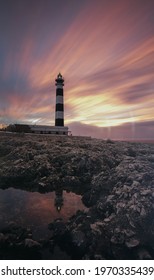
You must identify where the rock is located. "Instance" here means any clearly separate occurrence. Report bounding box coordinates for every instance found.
[132,181,140,188]
[125,239,140,248]
[104,214,115,222]
[71,230,85,246]
[0,134,154,259]
[48,220,67,237]
[0,233,5,243]
[106,195,115,202]
[24,238,41,248]
[82,191,98,207]
[140,207,146,217]
[38,182,46,188]
[141,190,151,196]
[111,229,125,245]
[96,198,114,217]
[70,230,88,256]
[124,229,135,237]
[136,248,152,259]
[127,147,136,157]
[90,222,104,235]
[94,254,105,259]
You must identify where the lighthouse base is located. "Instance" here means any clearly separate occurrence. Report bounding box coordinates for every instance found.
[30,125,69,135]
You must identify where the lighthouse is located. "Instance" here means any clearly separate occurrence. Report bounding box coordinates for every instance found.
[27,73,69,135]
[55,73,64,126]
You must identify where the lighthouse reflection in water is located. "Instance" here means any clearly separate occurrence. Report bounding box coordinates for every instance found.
[54,189,64,212]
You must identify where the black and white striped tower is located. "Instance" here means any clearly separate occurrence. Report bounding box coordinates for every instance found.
[55,73,64,126]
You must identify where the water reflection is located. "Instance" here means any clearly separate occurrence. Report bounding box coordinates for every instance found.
[55,189,63,212]
[0,188,86,239]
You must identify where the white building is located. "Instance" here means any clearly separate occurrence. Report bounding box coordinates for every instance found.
[30,124,68,135]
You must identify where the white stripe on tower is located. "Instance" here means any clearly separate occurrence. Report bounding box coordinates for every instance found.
[56,84,63,89]
[56,111,64,119]
[56,96,63,104]
[55,73,64,126]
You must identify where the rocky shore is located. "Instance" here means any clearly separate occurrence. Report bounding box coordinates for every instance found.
[0,133,154,259]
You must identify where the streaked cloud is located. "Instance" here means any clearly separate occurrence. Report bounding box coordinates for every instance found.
[0,0,154,139]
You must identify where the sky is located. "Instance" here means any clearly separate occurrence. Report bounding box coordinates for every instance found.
[0,0,154,139]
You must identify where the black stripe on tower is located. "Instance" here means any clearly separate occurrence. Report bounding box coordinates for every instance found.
[56,104,63,111]
[56,119,64,126]
[56,88,63,96]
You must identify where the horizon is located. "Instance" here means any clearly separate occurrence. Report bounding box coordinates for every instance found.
[1,129,154,143]
[0,0,154,140]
